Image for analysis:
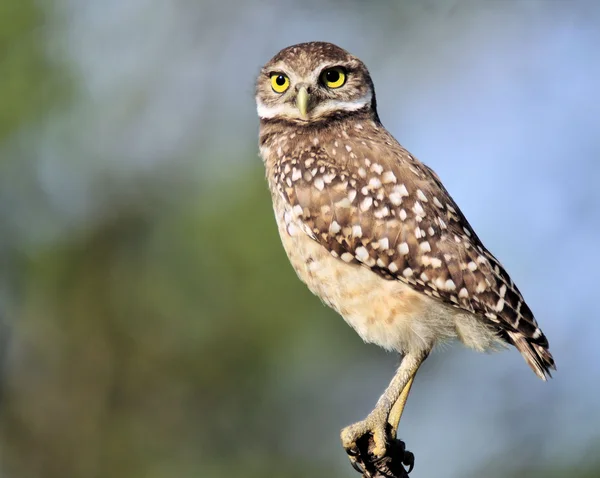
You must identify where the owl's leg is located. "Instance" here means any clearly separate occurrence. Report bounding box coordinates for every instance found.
[341,353,426,458]
[388,360,422,438]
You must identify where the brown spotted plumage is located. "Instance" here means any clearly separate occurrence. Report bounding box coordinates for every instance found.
[256,42,555,465]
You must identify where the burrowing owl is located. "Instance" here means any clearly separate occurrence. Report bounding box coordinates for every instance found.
[255,42,555,465]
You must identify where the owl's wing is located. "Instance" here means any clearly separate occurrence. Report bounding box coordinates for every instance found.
[274,144,554,378]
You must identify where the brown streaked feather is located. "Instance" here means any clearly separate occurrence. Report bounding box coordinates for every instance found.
[266,121,554,378]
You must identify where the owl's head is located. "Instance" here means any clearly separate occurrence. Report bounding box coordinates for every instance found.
[256,42,378,125]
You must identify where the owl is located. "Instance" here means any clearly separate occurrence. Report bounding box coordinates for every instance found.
[255,42,555,470]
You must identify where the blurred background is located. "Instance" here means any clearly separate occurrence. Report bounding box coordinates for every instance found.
[1,1,599,477]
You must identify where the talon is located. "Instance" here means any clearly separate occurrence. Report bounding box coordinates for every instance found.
[346,446,359,457]
[349,456,365,475]
[341,413,388,459]
[403,450,415,473]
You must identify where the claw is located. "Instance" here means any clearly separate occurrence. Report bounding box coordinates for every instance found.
[349,456,365,475]
[346,432,415,477]
[402,450,414,474]
[341,413,389,459]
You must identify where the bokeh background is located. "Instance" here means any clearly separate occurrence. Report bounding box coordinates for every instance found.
[1,1,599,477]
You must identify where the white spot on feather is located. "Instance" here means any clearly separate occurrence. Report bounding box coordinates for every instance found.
[398,242,409,255]
[444,279,456,291]
[374,206,390,218]
[371,163,384,174]
[382,171,397,184]
[413,201,425,216]
[341,252,353,262]
[292,205,303,217]
[394,184,409,197]
[329,221,341,234]
[360,197,373,211]
[369,177,382,189]
[390,192,402,205]
[355,246,369,262]
[495,298,505,312]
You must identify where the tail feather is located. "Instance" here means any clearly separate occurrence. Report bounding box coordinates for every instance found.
[507,331,556,381]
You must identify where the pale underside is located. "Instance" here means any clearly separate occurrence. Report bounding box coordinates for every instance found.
[271,191,506,356]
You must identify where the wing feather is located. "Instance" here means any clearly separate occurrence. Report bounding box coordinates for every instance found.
[273,138,554,377]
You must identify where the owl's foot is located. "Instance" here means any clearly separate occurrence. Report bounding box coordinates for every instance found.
[341,409,389,458]
[348,433,414,477]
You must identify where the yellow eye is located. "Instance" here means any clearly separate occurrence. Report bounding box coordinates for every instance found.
[270,73,290,93]
[321,67,346,88]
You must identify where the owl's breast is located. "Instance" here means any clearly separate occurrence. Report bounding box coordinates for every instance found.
[270,192,458,355]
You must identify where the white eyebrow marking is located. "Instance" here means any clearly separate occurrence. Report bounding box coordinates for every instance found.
[257,90,373,120]
[256,100,299,119]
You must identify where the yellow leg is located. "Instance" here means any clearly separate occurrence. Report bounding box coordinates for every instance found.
[387,372,416,438]
[341,353,424,458]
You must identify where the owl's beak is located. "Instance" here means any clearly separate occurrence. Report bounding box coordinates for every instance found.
[296,86,310,119]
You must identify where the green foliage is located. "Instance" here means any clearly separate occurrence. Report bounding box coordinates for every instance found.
[0,162,349,476]
[0,1,70,141]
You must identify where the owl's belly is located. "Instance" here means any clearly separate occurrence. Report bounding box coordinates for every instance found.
[274,209,461,355]
[272,199,505,355]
